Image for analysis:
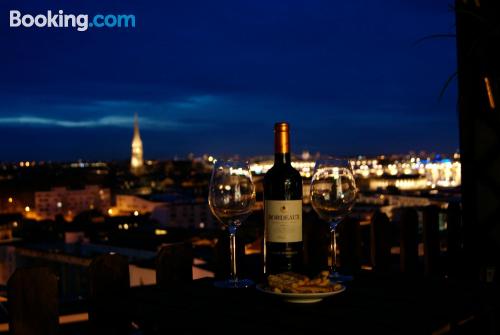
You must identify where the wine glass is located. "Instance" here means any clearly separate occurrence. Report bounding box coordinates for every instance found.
[310,159,357,282]
[209,160,256,288]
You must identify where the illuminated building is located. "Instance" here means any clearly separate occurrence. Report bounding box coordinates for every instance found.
[250,160,315,178]
[112,194,215,229]
[35,186,111,220]
[250,154,461,190]
[113,194,165,215]
[130,113,144,175]
[349,157,461,189]
[360,175,429,191]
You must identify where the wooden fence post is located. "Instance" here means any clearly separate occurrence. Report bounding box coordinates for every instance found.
[399,208,419,274]
[88,253,130,335]
[156,242,193,287]
[7,267,59,335]
[370,211,392,272]
[447,201,463,278]
[338,217,362,275]
[423,205,441,276]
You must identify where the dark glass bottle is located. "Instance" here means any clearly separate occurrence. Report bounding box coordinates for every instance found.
[263,122,303,274]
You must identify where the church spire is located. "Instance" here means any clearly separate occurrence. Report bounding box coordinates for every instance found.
[130,113,144,175]
[133,113,141,138]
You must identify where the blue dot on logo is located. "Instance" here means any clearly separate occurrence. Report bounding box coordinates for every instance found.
[89,22,93,27]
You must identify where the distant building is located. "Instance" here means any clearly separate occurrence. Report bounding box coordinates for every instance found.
[151,202,215,230]
[357,175,428,192]
[356,193,448,222]
[114,194,166,214]
[113,194,215,229]
[35,186,111,220]
[130,113,144,175]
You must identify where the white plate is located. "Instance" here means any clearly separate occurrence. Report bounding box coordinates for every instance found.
[256,284,346,304]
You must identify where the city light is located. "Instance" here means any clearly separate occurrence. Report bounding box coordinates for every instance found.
[249,155,460,191]
[155,229,167,235]
[24,206,30,212]
[8,197,13,203]
[133,210,139,216]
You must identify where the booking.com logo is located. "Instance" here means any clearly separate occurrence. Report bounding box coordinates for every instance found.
[9,10,136,32]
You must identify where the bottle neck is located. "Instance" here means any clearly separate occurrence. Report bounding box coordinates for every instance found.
[274,122,291,165]
[274,152,292,165]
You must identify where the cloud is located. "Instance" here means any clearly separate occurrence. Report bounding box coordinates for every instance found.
[168,95,218,110]
[0,94,230,132]
[0,115,180,129]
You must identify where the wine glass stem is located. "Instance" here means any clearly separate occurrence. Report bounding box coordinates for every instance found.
[330,227,338,275]
[229,225,238,284]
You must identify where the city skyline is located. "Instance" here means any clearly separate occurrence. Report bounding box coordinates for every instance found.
[0,0,458,160]
[0,116,460,163]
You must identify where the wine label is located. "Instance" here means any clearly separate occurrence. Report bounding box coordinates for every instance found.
[265,200,302,243]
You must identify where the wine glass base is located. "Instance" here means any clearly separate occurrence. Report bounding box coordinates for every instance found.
[214,278,254,289]
[329,272,353,283]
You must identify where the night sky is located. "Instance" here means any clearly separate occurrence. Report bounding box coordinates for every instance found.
[0,0,458,161]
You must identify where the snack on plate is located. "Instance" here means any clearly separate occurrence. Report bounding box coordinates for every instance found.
[267,271,343,294]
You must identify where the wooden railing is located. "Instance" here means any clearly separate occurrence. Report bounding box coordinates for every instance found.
[2,203,467,334]
[3,242,195,335]
[339,203,465,278]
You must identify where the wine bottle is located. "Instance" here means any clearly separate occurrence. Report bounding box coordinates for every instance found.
[263,122,303,274]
